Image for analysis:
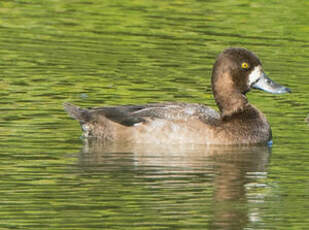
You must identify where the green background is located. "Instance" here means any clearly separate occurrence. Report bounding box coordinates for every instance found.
[0,0,308,229]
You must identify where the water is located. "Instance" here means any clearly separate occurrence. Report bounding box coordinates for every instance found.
[0,0,308,229]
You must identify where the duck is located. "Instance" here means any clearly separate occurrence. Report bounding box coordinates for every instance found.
[64,48,290,145]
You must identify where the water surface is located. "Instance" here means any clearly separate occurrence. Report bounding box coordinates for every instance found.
[0,0,308,229]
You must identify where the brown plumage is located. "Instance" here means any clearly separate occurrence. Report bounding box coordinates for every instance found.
[64,48,290,145]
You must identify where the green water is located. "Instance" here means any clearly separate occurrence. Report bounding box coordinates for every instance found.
[0,0,308,229]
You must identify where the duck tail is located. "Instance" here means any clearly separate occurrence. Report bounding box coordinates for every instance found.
[63,102,89,122]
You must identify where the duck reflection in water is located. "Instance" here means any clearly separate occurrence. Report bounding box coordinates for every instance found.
[79,140,270,230]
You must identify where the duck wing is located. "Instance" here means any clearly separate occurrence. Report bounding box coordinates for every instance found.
[64,102,220,126]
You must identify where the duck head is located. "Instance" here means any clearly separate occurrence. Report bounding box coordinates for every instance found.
[211,48,290,116]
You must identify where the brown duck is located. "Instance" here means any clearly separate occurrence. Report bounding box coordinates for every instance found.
[64,48,290,145]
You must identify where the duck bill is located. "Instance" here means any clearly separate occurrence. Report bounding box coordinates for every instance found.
[249,67,291,94]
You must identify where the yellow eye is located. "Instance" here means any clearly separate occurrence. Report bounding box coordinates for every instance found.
[241,62,249,69]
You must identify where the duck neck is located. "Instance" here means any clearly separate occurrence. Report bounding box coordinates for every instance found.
[216,90,248,118]
[212,74,248,118]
